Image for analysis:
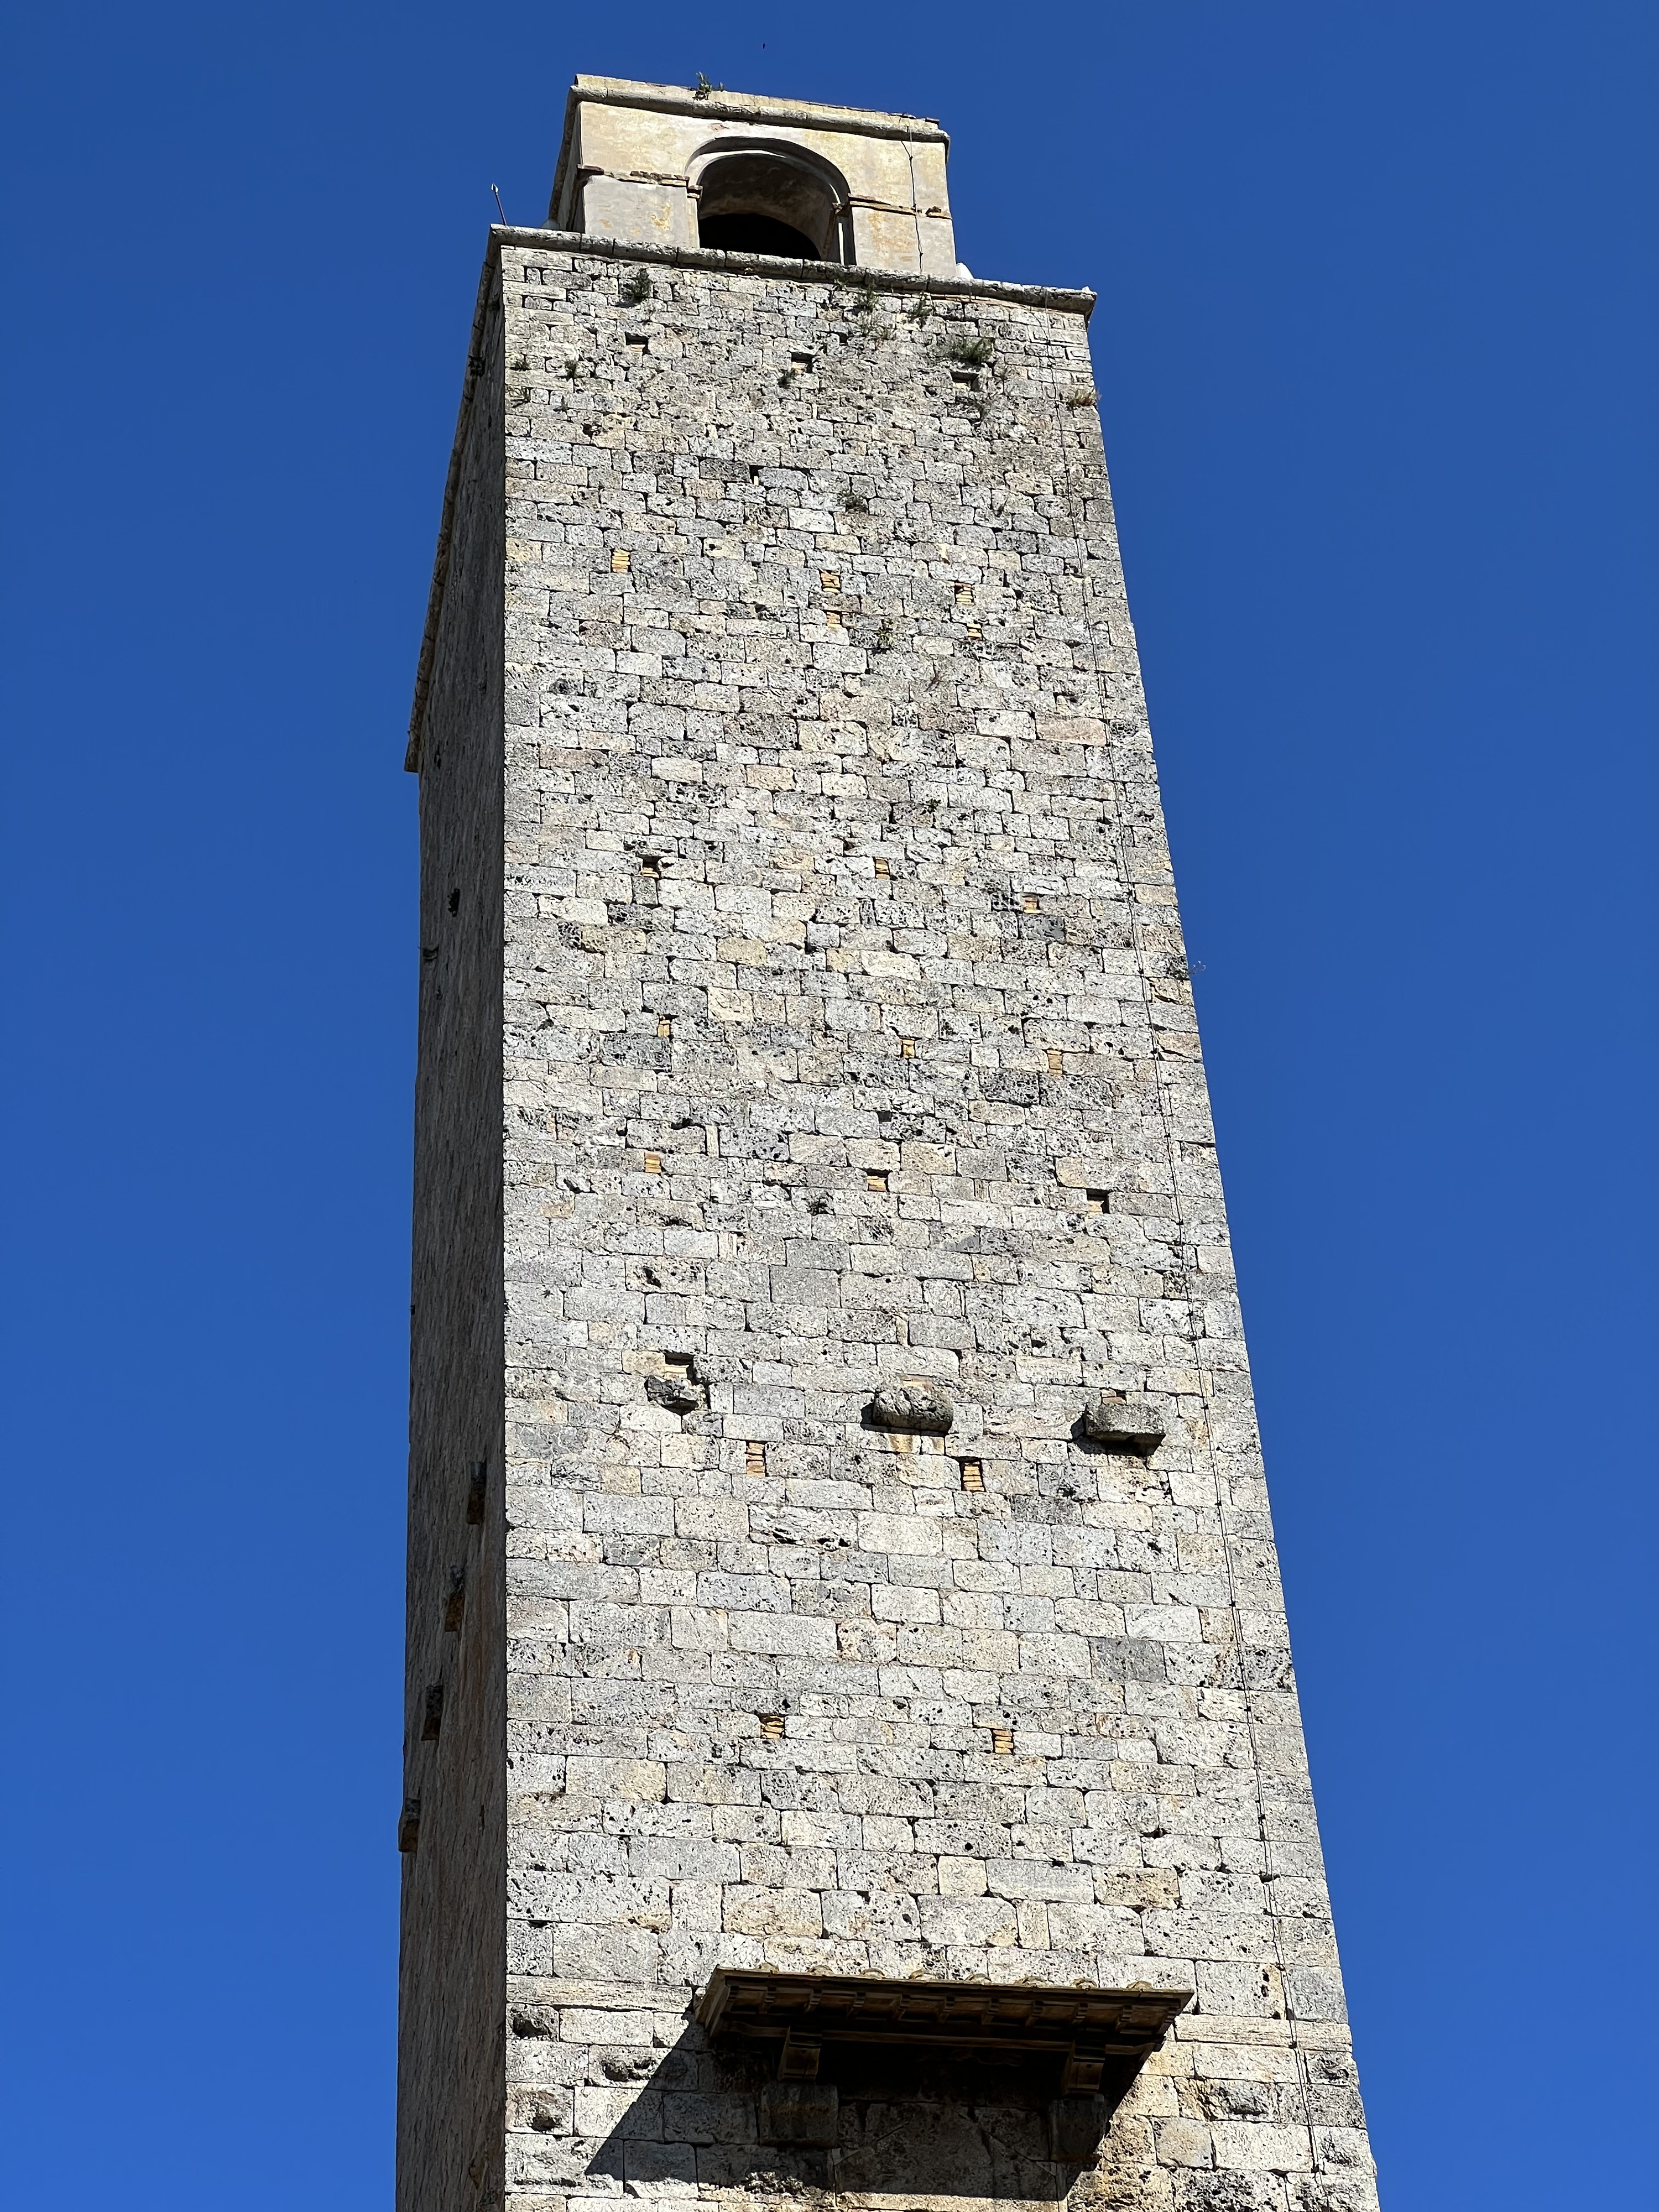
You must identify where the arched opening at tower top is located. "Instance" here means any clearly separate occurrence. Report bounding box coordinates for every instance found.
[695,150,847,261]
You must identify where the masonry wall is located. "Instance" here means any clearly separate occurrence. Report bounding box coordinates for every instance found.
[409,233,1378,2212]
[399,264,509,2212]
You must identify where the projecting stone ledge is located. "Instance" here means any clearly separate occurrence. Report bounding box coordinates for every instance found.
[697,1966,1190,2081]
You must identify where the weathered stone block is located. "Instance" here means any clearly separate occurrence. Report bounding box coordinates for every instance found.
[1049,2095,1109,2162]
[867,1379,956,1433]
[1082,1394,1168,1452]
[757,2081,839,2147]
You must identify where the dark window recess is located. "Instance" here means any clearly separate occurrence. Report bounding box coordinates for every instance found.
[442,1564,466,1632]
[397,1797,421,1853]
[696,148,843,262]
[700,211,821,258]
[421,1684,444,1740]
[466,1460,488,1524]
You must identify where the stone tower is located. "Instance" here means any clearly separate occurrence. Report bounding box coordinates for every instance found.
[400,75,1379,2212]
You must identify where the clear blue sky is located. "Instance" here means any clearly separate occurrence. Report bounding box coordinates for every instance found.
[2,3,1653,2204]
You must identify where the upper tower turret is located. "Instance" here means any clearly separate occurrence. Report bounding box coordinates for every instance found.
[546,74,961,277]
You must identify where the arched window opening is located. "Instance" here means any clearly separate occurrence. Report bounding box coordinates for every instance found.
[695,150,846,262]
[701,208,820,258]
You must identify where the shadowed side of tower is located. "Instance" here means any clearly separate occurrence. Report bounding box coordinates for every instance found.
[400,75,1380,2212]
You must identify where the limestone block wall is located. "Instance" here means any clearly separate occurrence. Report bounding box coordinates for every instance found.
[399,265,509,2212]
[405,228,1379,2212]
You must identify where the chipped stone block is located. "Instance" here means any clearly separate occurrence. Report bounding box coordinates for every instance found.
[1048,2095,1108,2161]
[867,1379,955,1433]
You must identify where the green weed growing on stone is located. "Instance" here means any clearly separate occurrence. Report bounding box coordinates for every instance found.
[620,268,653,307]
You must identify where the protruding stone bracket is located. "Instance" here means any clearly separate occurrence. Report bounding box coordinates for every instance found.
[778,2029,822,2081]
[1060,2037,1108,2093]
[1079,1393,1166,1453]
[865,1379,954,1434]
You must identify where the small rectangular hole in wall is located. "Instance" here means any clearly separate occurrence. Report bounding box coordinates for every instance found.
[759,1713,786,1741]
[643,1151,662,1174]
[956,585,973,605]
[663,1352,694,1375]
[826,609,842,628]
[959,1459,985,1492]
[820,571,841,590]
[1086,1189,1110,1213]
[900,1037,915,1058]
[657,1016,673,1038]
[466,1460,487,1524]
[611,549,631,573]
[965,623,983,639]
[625,332,649,353]
[746,1441,768,1477]
[991,1727,1014,1756]
[640,855,661,878]
[1046,1048,1063,1073]
[873,857,890,878]
[421,1684,444,1740]
[867,1170,889,1192]
[443,1566,465,1632]
[398,1798,421,1853]
[952,369,979,389]
[1021,893,1040,914]
[791,352,815,371]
